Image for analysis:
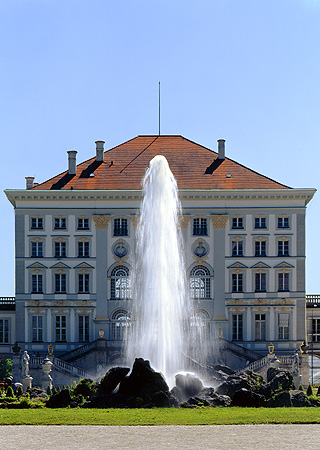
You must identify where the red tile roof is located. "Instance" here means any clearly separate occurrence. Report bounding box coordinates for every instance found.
[32,135,290,191]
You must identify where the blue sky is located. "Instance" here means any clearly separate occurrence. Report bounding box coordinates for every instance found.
[0,0,319,295]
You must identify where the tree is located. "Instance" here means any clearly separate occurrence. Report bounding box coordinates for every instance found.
[0,359,12,381]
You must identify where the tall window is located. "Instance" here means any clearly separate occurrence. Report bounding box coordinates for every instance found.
[232,240,243,257]
[31,241,43,258]
[110,266,131,299]
[232,217,244,229]
[254,217,266,229]
[255,240,266,257]
[193,218,208,236]
[78,273,90,293]
[32,316,43,342]
[54,217,66,229]
[55,315,66,342]
[77,217,89,230]
[232,314,243,341]
[278,217,290,228]
[0,319,9,343]
[79,315,89,342]
[190,310,210,339]
[255,314,266,340]
[278,272,289,292]
[31,217,43,229]
[55,241,66,258]
[55,273,66,293]
[232,273,243,292]
[278,240,289,257]
[78,241,89,257]
[190,265,211,299]
[312,319,320,342]
[111,309,130,341]
[113,218,128,236]
[32,273,43,293]
[255,272,266,292]
[278,313,289,340]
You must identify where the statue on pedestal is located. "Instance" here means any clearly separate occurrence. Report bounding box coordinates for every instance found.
[21,351,30,378]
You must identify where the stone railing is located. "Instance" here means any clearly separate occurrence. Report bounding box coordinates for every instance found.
[306,295,320,305]
[217,338,262,362]
[236,354,294,375]
[60,340,98,362]
[30,356,93,379]
[0,297,15,310]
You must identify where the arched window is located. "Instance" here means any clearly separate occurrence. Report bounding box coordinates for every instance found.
[111,309,130,341]
[110,265,131,299]
[190,265,211,299]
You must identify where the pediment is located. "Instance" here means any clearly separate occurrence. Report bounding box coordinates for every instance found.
[274,261,294,269]
[251,261,271,269]
[74,262,94,269]
[227,262,248,269]
[50,262,71,269]
[27,262,48,269]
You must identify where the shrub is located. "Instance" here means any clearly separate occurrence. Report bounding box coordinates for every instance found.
[47,386,52,397]
[0,359,12,381]
[16,386,23,397]
[306,384,313,396]
[298,385,304,391]
[6,386,14,398]
[316,386,320,396]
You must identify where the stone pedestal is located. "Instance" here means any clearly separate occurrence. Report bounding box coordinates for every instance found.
[21,376,33,392]
[293,374,302,389]
[12,354,21,383]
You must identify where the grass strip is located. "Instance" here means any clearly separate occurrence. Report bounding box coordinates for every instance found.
[0,407,320,426]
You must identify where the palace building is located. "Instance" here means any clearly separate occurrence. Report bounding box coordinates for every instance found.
[1,135,316,371]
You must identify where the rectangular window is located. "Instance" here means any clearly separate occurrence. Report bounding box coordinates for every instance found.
[232,217,244,229]
[232,314,243,340]
[232,240,243,257]
[255,272,266,292]
[278,272,289,292]
[255,240,266,257]
[114,218,128,236]
[193,218,208,236]
[55,273,66,293]
[31,241,43,258]
[255,314,266,340]
[78,273,90,293]
[31,217,43,229]
[278,313,289,340]
[77,218,89,230]
[32,274,43,293]
[278,217,290,228]
[0,319,9,343]
[232,273,243,292]
[278,240,289,257]
[78,241,90,257]
[55,315,66,342]
[79,315,89,342]
[312,319,320,342]
[55,241,66,258]
[54,217,66,229]
[32,316,43,342]
[254,217,266,229]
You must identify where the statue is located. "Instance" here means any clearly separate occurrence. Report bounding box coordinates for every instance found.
[21,350,30,378]
[292,351,299,376]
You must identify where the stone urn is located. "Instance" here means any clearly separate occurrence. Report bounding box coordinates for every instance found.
[42,357,53,391]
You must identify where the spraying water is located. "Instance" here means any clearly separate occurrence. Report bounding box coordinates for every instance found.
[127,155,192,381]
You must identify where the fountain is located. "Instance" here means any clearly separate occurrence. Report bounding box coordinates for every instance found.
[127,155,193,383]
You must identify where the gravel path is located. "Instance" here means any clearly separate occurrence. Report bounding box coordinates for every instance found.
[0,424,319,449]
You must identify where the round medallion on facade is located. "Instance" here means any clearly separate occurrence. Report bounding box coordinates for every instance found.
[112,240,129,258]
[192,240,209,258]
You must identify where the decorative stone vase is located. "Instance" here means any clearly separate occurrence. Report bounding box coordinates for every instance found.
[42,357,53,390]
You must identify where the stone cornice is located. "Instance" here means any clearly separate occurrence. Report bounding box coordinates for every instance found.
[5,188,316,207]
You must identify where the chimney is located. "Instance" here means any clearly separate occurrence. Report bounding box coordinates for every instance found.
[217,139,225,160]
[67,150,77,175]
[95,141,105,162]
[25,177,34,189]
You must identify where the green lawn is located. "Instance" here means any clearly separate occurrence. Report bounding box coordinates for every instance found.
[0,407,319,426]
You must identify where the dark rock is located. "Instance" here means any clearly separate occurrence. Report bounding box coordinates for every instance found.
[267,370,294,393]
[98,367,130,395]
[266,391,292,407]
[290,390,312,407]
[46,389,72,408]
[150,391,177,407]
[215,376,251,399]
[28,386,47,399]
[181,388,231,408]
[174,373,204,402]
[232,388,266,407]
[118,358,169,398]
